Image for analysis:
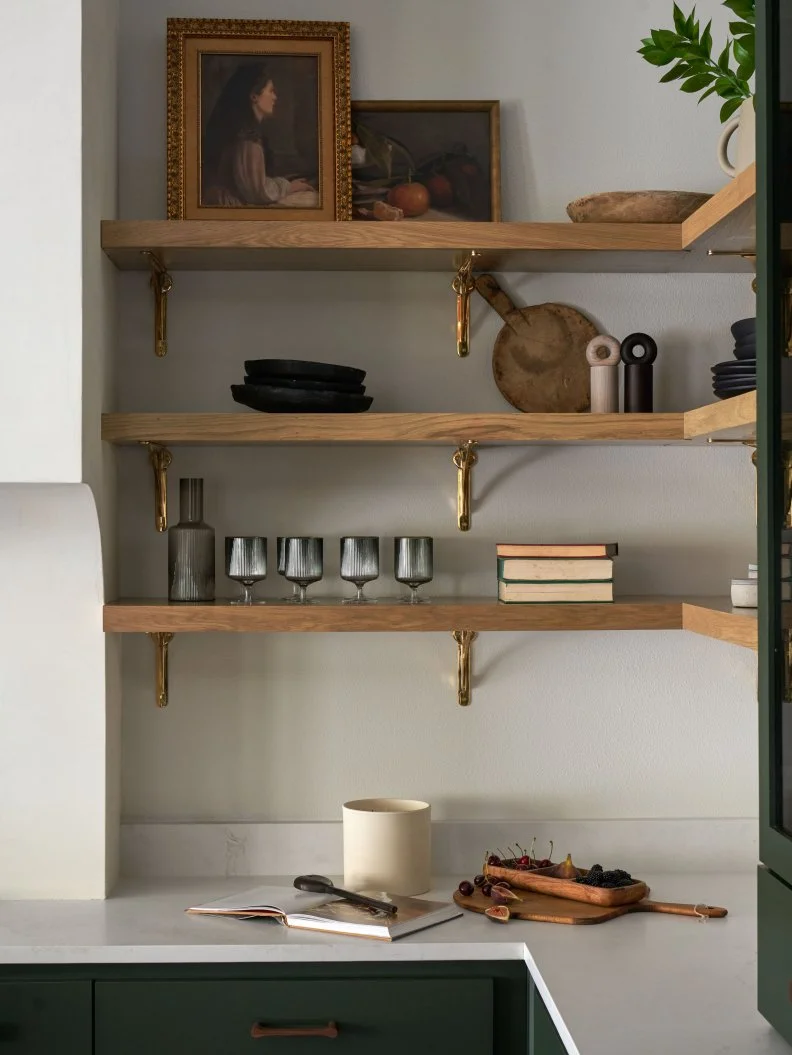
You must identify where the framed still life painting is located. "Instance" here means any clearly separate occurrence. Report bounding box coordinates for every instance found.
[166,19,351,220]
[351,101,500,221]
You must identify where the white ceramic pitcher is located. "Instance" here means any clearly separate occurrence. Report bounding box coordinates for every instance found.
[718,98,755,177]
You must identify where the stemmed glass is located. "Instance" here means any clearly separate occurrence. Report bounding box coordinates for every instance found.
[284,537,323,604]
[340,537,380,603]
[277,536,299,602]
[225,537,267,605]
[394,537,433,604]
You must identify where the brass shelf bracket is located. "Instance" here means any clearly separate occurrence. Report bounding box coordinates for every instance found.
[140,441,173,532]
[451,252,478,357]
[141,250,173,358]
[453,440,478,532]
[148,632,174,708]
[452,630,477,707]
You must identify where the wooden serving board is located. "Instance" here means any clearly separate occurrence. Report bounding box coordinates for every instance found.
[453,888,728,925]
[476,274,597,413]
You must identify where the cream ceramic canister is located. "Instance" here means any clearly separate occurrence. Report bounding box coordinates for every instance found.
[718,98,755,178]
[343,798,431,896]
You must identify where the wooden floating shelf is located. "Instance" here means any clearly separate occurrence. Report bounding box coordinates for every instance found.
[101,395,756,447]
[101,166,756,274]
[103,597,756,648]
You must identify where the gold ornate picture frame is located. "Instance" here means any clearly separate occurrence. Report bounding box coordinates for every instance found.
[167,19,351,220]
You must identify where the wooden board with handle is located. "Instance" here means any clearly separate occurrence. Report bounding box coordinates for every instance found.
[476,273,597,413]
[453,888,727,925]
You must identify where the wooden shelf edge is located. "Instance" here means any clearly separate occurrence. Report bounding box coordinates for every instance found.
[681,164,756,248]
[682,601,757,650]
[101,411,686,446]
[101,218,682,257]
[103,597,754,637]
[683,391,756,440]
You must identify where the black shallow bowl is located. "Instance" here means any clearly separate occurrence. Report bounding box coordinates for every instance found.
[231,384,373,414]
[242,374,365,394]
[730,317,756,340]
[712,358,756,374]
[733,344,756,361]
[715,387,756,400]
[244,359,366,385]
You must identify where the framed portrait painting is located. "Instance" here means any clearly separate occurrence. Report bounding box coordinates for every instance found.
[351,101,500,221]
[167,19,351,220]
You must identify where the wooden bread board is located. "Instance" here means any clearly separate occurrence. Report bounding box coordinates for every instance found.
[453,888,727,925]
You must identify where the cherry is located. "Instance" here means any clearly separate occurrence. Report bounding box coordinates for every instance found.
[481,882,493,897]
[536,859,552,869]
[487,854,501,867]
[458,880,474,897]
[473,874,486,887]
[518,855,532,867]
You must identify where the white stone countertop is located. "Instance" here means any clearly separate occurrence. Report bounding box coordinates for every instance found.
[0,873,789,1055]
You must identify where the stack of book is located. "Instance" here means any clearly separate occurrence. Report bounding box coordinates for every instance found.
[497,542,618,603]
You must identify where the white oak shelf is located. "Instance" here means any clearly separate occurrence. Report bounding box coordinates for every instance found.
[104,597,757,649]
[100,166,756,274]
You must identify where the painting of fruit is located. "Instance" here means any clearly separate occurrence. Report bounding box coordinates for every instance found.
[351,100,500,222]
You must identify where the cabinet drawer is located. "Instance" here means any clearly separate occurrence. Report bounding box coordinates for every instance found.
[95,978,493,1055]
[759,865,792,1046]
[0,981,92,1054]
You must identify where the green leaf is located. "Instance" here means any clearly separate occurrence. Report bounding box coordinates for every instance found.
[720,96,743,122]
[729,20,754,36]
[737,61,755,82]
[642,48,675,66]
[684,6,697,37]
[698,83,720,102]
[651,28,679,49]
[681,72,714,91]
[733,38,751,65]
[717,42,732,70]
[700,20,713,56]
[715,76,739,93]
[660,62,690,82]
[673,2,688,34]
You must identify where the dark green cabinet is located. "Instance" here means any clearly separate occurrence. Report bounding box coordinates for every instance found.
[528,979,566,1055]
[758,0,792,1045]
[0,982,91,1053]
[95,978,494,1055]
[0,962,526,1055]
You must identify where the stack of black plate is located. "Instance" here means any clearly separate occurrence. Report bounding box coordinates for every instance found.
[711,317,756,400]
[231,360,372,413]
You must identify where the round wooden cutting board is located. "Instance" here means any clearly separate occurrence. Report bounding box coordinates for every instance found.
[476,274,597,413]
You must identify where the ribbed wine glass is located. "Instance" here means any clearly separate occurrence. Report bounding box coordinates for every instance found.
[394,537,433,604]
[284,537,323,604]
[340,536,379,603]
[225,536,267,605]
[277,536,299,602]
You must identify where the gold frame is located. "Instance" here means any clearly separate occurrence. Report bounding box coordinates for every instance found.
[351,99,501,221]
[167,18,351,220]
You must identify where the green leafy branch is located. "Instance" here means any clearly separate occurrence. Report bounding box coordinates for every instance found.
[638,0,754,122]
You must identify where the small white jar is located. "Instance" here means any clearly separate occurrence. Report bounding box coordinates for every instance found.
[343,798,431,896]
[731,578,758,608]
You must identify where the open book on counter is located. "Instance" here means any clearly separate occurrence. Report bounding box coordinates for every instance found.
[187,884,462,942]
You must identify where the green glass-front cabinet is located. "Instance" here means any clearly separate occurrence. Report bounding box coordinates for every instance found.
[758,0,792,1043]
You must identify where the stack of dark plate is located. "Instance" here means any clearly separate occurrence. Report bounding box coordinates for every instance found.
[231,360,372,413]
[711,317,756,400]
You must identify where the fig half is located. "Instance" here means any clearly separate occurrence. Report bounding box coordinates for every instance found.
[485,904,510,923]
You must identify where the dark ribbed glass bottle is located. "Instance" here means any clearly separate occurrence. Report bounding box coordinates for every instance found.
[168,478,215,602]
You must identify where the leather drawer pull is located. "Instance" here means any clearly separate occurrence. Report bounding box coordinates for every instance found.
[251,1021,339,1039]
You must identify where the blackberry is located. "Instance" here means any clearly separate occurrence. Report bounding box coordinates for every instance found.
[590,864,603,872]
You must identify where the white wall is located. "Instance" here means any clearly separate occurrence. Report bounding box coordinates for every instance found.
[0,1,83,483]
[117,0,758,824]
[0,0,117,897]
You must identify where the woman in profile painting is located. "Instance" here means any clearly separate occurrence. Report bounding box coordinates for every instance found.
[202,62,318,208]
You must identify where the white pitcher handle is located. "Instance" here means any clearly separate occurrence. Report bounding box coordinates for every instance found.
[717,116,741,177]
